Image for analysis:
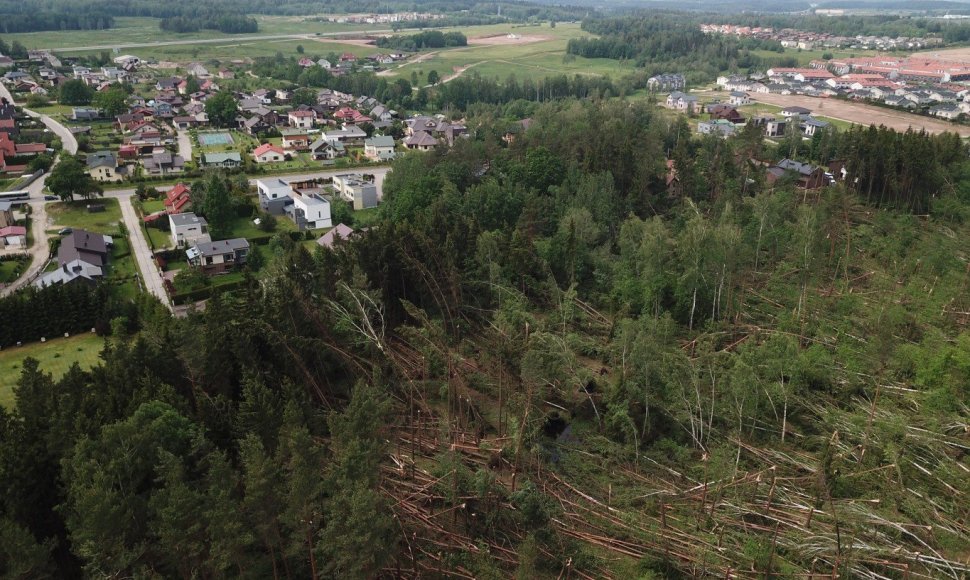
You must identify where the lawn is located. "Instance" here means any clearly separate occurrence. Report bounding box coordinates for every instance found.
[0,333,104,409]
[0,257,29,284]
[228,213,297,240]
[47,198,122,234]
[144,225,173,250]
[142,199,167,214]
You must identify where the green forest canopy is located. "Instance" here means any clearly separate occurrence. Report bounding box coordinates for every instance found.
[1,95,968,578]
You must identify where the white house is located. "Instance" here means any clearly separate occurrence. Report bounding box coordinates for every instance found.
[253,143,286,164]
[169,212,211,248]
[289,192,332,230]
[728,91,751,106]
[288,110,316,129]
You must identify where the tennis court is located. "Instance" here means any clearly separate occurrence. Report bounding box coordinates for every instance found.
[198,132,235,146]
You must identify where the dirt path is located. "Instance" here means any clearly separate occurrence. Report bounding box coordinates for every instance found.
[748,93,970,137]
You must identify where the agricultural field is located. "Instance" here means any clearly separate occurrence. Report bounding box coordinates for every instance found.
[0,16,371,52]
[0,332,105,408]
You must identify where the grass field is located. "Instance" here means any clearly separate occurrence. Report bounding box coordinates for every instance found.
[0,16,370,52]
[0,333,104,409]
[379,23,634,83]
[47,198,122,234]
[748,47,879,67]
[0,257,28,284]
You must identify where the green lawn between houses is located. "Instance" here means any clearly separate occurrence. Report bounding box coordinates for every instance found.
[0,333,105,409]
[47,198,122,234]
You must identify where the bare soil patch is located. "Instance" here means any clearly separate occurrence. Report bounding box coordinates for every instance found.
[911,46,970,62]
[468,34,552,46]
[750,93,970,137]
[309,36,378,47]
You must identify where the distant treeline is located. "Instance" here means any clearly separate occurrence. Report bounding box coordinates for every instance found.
[0,0,587,34]
[376,31,467,51]
[567,15,787,83]
[159,14,258,34]
[0,283,120,348]
[0,11,114,34]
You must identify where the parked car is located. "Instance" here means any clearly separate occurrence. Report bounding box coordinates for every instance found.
[58,227,72,235]
[44,194,57,201]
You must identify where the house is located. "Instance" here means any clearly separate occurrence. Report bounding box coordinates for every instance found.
[317,59,332,69]
[370,105,394,123]
[801,116,830,137]
[169,212,211,248]
[172,116,196,130]
[332,174,378,210]
[309,138,344,160]
[187,63,209,78]
[323,125,367,146]
[287,191,332,230]
[143,151,185,176]
[363,135,396,161]
[767,159,829,190]
[86,151,124,182]
[317,223,355,248]
[0,225,27,248]
[35,229,113,287]
[647,73,686,91]
[665,91,700,113]
[187,238,249,274]
[281,129,311,151]
[780,106,812,118]
[72,107,101,121]
[751,116,787,137]
[288,110,316,128]
[0,56,13,69]
[201,152,242,169]
[219,69,235,79]
[930,104,962,120]
[708,104,745,124]
[257,178,294,214]
[164,183,192,214]
[253,143,286,164]
[728,91,751,106]
[242,116,270,136]
[698,119,737,137]
[156,77,180,91]
[404,132,437,151]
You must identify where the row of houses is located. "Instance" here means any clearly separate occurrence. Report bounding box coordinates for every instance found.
[718,68,970,121]
[701,23,942,51]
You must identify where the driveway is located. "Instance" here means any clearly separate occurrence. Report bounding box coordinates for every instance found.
[118,196,172,311]
[176,131,193,162]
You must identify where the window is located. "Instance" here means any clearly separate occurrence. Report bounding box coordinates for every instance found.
[205,256,213,265]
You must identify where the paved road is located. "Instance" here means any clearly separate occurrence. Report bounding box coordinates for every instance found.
[0,85,77,297]
[118,196,171,311]
[40,29,400,54]
[0,84,78,154]
[0,172,53,297]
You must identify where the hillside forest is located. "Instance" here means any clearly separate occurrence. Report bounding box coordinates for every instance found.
[0,96,968,578]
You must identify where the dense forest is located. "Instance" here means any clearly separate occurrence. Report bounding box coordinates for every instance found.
[567,14,791,84]
[158,14,259,34]
[1,96,968,578]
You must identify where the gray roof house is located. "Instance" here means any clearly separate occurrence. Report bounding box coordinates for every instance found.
[169,212,211,248]
[187,238,249,274]
[35,229,113,287]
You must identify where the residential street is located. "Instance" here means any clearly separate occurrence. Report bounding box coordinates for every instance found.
[0,84,79,154]
[0,173,54,297]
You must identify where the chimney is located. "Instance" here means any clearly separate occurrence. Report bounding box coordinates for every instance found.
[62,263,68,273]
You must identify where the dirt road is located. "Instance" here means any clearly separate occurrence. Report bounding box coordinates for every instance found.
[749,93,970,137]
